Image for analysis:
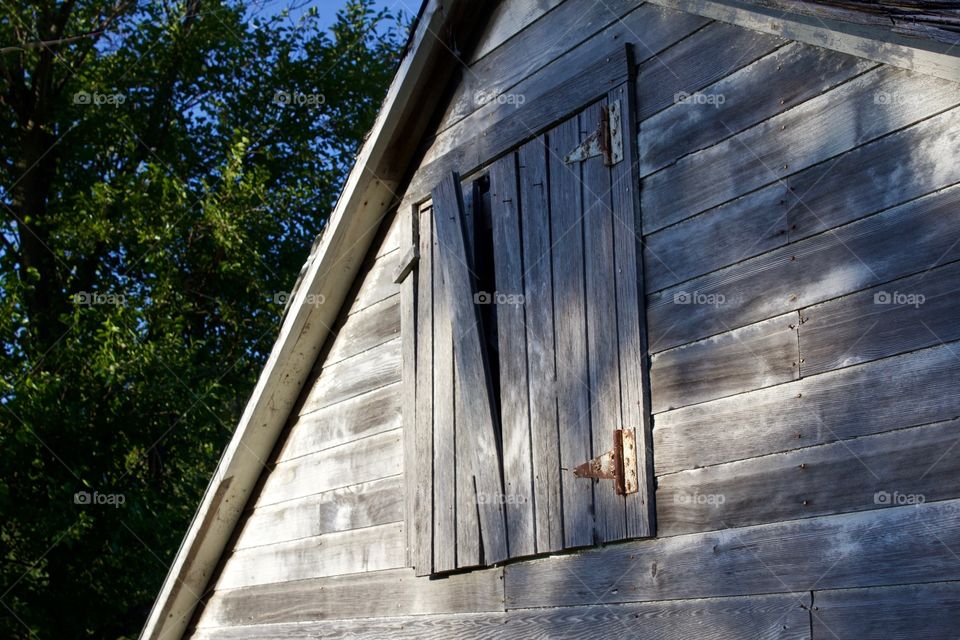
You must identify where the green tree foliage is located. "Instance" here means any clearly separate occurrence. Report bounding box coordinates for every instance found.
[0,2,405,637]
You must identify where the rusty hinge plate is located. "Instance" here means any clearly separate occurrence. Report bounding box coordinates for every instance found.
[573,428,638,495]
[563,99,623,166]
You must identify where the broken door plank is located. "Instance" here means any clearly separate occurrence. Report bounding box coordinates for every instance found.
[432,172,508,565]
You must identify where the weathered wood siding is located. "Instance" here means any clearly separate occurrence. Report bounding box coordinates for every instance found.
[187,1,960,638]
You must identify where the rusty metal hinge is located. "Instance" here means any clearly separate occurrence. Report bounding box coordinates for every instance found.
[573,428,639,495]
[563,99,623,166]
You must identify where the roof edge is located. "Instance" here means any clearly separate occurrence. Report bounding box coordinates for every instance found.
[650,0,960,83]
[139,2,466,638]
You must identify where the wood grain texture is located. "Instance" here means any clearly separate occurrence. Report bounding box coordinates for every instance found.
[432,172,508,564]
[256,429,403,508]
[376,212,401,258]
[609,82,656,538]
[192,592,809,640]
[635,20,784,122]
[466,0,564,65]
[811,582,960,640]
[800,259,960,376]
[278,382,400,462]
[195,567,505,628]
[347,250,402,315]
[642,183,790,295]
[454,180,480,569]
[581,100,627,543]
[643,103,960,294]
[647,184,960,352]
[649,312,799,413]
[548,113,594,549]
[431,194,456,573]
[406,0,716,210]
[639,40,873,176]
[413,205,434,576]
[404,46,632,212]
[505,498,960,608]
[299,338,401,414]
[438,0,642,133]
[215,522,406,589]
[517,135,563,553]
[398,205,418,566]
[324,294,400,367]
[647,0,960,86]
[786,104,960,240]
[657,418,960,536]
[424,1,711,177]
[642,65,960,233]
[653,341,960,475]
[234,476,403,549]
[489,153,536,558]
[747,0,960,46]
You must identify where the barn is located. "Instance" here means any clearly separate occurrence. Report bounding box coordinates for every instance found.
[142,1,960,638]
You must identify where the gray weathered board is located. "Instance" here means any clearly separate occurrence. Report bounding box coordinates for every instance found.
[192,592,810,639]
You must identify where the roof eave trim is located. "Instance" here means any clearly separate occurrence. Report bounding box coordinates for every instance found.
[650,0,960,83]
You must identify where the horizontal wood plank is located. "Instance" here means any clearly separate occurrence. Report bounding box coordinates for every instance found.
[376,214,401,258]
[234,476,403,549]
[647,184,960,352]
[215,522,405,589]
[642,65,960,232]
[256,429,402,507]
[192,593,809,639]
[639,40,873,176]
[657,418,960,535]
[786,105,960,241]
[194,567,505,628]
[410,5,709,209]
[347,251,401,315]
[438,0,642,133]
[643,104,960,293]
[635,20,784,122]
[653,342,960,474]
[278,382,400,462]
[800,259,960,376]
[404,46,632,213]
[466,0,564,65]
[812,582,960,639]
[299,338,401,414]
[324,294,400,367]
[505,498,960,608]
[650,312,799,413]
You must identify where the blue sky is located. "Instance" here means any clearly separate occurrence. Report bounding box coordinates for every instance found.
[255,0,416,30]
